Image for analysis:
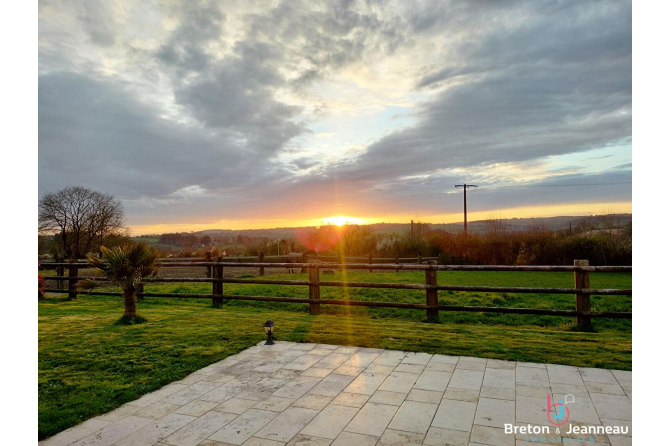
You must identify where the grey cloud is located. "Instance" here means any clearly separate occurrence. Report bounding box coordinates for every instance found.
[38,72,266,201]
[156,0,226,72]
[173,41,306,154]
[152,1,309,155]
[242,0,409,88]
[77,2,118,47]
[416,2,631,89]
[337,1,631,183]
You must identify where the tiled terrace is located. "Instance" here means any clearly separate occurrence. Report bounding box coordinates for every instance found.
[40,342,632,446]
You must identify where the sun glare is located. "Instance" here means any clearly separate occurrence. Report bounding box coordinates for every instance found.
[323,216,366,226]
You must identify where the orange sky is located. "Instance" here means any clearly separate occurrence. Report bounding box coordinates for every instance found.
[129,200,632,235]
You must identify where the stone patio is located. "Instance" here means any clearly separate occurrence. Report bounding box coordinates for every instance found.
[40,342,632,446]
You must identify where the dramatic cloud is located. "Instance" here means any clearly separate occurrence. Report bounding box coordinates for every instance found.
[38,0,632,231]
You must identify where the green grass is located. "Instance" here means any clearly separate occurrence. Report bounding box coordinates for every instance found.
[131,237,160,244]
[39,270,632,440]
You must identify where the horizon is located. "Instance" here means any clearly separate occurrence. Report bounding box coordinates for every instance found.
[131,208,632,236]
[39,2,632,235]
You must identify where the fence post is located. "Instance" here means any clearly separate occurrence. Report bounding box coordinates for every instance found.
[259,252,265,276]
[425,260,438,320]
[205,251,212,278]
[369,254,373,273]
[56,258,64,290]
[574,260,591,327]
[68,262,78,300]
[308,263,321,315]
[213,262,223,306]
[418,254,422,264]
[395,256,400,272]
[136,282,144,300]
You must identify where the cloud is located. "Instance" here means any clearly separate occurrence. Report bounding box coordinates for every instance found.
[335,1,631,182]
[38,72,251,198]
[173,41,306,154]
[155,0,226,72]
[38,0,632,228]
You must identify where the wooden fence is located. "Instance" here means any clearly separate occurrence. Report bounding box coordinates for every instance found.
[41,259,631,326]
[40,254,438,265]
[40,254,439,277]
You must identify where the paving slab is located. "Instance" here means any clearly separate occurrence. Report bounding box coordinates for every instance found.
[342,372,387,395]
[285,434,331,446]
[163,411,237,446]
[284,355,325,371]
[300,404,359,440]
[432,399,477,432]
[448,369,484,390]
[308,374,355,397]
[482,368,515,389]
[293,394,333,410]
[331,392,369,408]
[379,371,421,393]
[378,428,425,446]
[71,415,154,446]
[135,402,182,420]
[423,426,470,446]
[369,390,407,406]
[344,402,398,437]
[252,396,296,413]
[414,370,451,392]
[443,388,480,403]
[272,376,323,399]
[387,400,437,434]
[330,431,377,446]
[114,413,196,446]
[406,389,443,404]
[254,407,320,442]
[473,398,515,428]
[207,409,278,445]
[41,342,632,446]
[214,398,259,415]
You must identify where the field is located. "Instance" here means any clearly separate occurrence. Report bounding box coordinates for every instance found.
[38,269,631,440]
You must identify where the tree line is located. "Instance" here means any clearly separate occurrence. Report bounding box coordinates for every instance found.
[39,186,631,265]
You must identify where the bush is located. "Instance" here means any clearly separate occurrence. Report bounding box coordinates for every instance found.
[38,274,46,299]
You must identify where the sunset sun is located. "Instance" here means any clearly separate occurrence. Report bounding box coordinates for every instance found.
[323,216,366,226]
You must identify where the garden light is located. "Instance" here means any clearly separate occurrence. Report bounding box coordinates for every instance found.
[263,319,275,345]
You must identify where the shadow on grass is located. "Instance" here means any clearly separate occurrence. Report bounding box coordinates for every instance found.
[113,315,148,325]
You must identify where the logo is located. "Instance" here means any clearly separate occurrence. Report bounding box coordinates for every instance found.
[546,393,572,425]
[506,394,628,442]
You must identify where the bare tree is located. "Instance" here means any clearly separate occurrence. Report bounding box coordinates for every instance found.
[38,186,126,259]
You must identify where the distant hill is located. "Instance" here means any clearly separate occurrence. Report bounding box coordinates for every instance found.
[137,213,631,239]
[425,213,632,234]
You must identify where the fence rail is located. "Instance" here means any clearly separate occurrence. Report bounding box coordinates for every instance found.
[39,255,439,264]
[42,260,632,325]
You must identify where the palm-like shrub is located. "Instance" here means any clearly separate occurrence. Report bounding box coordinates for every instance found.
[86,243,160,320]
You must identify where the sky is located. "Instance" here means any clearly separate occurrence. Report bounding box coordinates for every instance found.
[38,0,632,235]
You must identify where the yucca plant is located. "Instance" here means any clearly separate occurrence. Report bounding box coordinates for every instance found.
[85,243,160,321]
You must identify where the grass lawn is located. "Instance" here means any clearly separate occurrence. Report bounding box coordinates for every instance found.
[38,270,631,440]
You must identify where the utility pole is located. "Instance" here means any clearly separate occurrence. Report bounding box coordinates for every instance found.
[455,184,478,236]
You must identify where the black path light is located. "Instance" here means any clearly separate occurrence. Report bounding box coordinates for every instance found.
[263,319,275,345]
